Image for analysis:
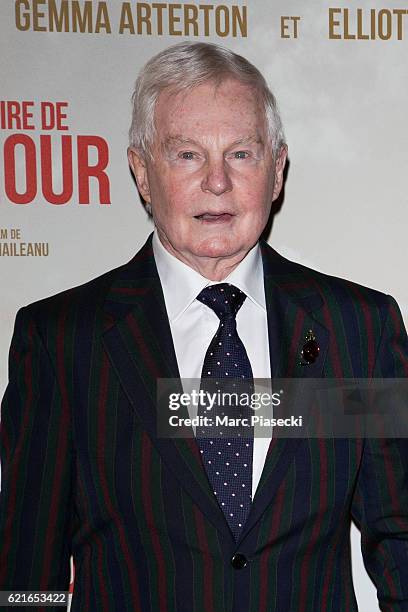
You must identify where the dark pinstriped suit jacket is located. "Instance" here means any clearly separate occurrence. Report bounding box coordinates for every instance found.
[1,232,408,612]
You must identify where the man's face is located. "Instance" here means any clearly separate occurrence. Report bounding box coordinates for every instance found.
[129,78,287,273]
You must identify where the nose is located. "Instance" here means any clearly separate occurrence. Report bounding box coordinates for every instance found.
[201,157,233,196]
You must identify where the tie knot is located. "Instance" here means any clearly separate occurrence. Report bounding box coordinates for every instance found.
[196,283,246,319]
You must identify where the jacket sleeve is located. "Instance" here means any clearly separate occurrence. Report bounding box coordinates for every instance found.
[0,306,74,609]
[351,296,408,612]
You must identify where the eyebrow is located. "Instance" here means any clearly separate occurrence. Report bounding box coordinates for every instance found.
[162,136,198,151]
[162,134,264,151]
[230,135,265,147]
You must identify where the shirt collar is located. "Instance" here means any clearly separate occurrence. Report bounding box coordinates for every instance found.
[152,229,266,323]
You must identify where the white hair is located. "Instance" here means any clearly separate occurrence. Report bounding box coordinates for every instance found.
[129,42,286,159]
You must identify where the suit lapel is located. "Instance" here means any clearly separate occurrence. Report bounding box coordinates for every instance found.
[259,239,329,382]
[102,234,330,544]
[237,242,329,543]
[102,234,234,541]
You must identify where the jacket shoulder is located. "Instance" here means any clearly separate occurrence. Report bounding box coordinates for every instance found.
[17,262,127,335]
[262,242,392,312]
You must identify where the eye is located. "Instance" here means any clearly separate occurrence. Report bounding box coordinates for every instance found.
[233,151,249,159]
[179,151,196,160]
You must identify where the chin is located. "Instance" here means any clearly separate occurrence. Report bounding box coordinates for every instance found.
[192,236,244,259]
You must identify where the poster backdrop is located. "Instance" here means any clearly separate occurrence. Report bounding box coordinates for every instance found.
[1,1,407,608]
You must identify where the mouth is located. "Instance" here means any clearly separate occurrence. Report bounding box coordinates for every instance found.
[194,212,234,223]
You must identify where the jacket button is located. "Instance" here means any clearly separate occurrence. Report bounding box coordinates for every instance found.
[231,553,248,569]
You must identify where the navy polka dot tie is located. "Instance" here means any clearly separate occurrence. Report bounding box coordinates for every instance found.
[196,283,254,540]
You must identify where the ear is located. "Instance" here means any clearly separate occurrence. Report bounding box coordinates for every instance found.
[127,147,152,203]
[272,145,288,202]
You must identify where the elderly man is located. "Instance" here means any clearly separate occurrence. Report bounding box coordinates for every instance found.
[1,42,408,612]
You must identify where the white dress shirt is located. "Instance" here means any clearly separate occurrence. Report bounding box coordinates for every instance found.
[152,230,272,498]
